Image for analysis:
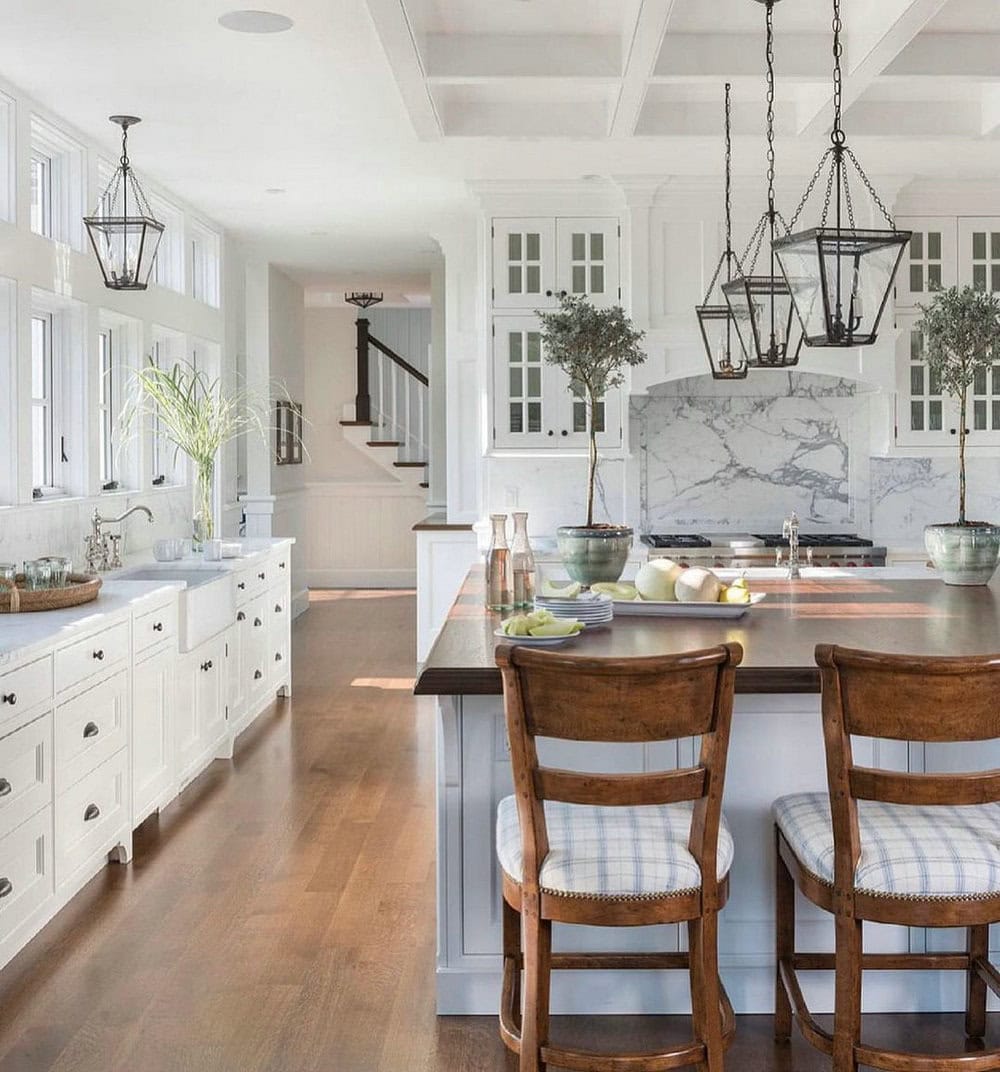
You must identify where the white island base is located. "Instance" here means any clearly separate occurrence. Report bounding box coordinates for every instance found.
[435,690,1000,1017]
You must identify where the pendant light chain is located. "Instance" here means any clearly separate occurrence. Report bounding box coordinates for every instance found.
[702,83,741,302]
[831,0,844,145]
[765,1,776,221]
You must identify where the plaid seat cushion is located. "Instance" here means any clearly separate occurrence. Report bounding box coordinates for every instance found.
[496,795,734,899]
[775,792,1000,899]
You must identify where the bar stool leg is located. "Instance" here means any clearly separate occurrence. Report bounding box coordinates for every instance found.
[832,915,862,1072]
[774,839,794,1041]
[520,895,551,1072]
[688,912,724,1072]
[966,924,989,1040]
[502,896,523,1035]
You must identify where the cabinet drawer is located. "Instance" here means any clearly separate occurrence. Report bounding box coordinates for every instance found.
[55,621,129,695]
[0,656,53,732]
[0,807,53,948]
[55,749,128,886]
[134,601,177,655]
[235,562,271,605]
[0,714,52,842]
[55,670,127,792]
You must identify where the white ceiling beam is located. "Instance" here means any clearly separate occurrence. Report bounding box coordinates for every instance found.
[798,0,951,135]
[653,34,829,83]
[840,99,981,139]
[364,0,441,139]
[609,0,678,139]
[424,34,621,81]
[885,34,1000,81]
[982,86,1000,138]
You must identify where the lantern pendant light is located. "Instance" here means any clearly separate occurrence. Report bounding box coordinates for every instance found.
[697,84,748,381]
[722,0,803,369]
[84,116,164,291]
[773,0,911,348]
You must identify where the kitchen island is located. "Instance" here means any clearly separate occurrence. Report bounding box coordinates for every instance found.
[416,566,1000,1016]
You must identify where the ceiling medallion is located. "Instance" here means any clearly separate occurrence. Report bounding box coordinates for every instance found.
[83,116,164,292]
[773,0,911,348]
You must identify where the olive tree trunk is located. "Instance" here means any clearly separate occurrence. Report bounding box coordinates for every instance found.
[959,388,968,524]
[586,386,598,528]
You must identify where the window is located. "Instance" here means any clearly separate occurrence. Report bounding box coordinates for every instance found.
[149,328,186,486]
[98,329,115,488]
[0,91,13,223]
[189,222,220,307]
[30,314,56,493]
[30,151,51,237]
[148,194,184,292]
[29,116,84,248]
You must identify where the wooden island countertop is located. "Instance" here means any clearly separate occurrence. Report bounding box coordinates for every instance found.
[414,566,1000,696]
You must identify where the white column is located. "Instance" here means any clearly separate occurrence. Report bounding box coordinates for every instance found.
[428,250,447,510]
[242,261,272,536]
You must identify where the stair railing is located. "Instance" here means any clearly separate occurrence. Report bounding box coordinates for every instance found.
[354,317,429,463]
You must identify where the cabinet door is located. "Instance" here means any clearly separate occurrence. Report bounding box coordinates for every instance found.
[197,636,227,754]
[492,317,551,449]
[492,219,556,310]
[958,218,1000,294]
[241,597,269,703]
[132,646,175,825]
[555,218,620,308]
[268,585,290,687]
[894,312,956,447]
[894,217,956,309]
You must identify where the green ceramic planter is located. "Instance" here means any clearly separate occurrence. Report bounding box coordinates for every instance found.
[556,525,633,586]
[924,522,1000,585]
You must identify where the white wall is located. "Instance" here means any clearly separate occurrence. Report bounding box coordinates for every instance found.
[367,306,431,376]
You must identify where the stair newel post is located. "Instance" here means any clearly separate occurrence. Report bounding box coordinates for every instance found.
[355,317,371,424]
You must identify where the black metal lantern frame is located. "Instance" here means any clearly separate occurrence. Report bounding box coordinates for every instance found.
[697,84,749,381]
[722,0,803,370]
[83,116,164,292]
[773,0,911,348]
[345,291,384,309]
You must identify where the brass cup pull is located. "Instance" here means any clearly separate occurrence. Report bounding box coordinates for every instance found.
[83,721,100,739]
[237,611,246,622]
[84,803,100,822]
[275,652,282,662]
[253,669,263,681]
[253,617,262,628]
[275,604,282,613]
[93,649,105,661]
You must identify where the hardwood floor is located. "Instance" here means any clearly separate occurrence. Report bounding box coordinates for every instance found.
[0,590,995,1071]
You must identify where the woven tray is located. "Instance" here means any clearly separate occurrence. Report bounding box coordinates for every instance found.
[0,574,102,614]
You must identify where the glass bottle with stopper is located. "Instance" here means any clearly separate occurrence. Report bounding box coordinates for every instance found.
[485,513,513,612]
[510,512,536,609]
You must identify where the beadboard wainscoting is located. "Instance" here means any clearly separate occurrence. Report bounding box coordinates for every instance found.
[272,488,309,616]
[300,482,427,589]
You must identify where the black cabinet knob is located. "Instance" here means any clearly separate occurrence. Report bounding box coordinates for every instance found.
[84,803,100,822]
[0,779,11,797]
[238,582,246,590]
[0,878,12,898]
[153,622,163,632]
[279,561,286,569]
[561,430,568,437]
[200,660,214,672]
[257,572,266,581]
[547,430,554,437]
[83,721,100,739]
[545,289,553,297]
[93,649,105,661]
[1,693,15,705]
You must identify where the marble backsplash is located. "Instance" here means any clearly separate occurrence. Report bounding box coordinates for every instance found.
[631,372,1000,546]
[0,487,192,570]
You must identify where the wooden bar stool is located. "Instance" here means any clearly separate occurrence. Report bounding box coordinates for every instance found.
[774,644,1000,1072]
[495,641,743,1072]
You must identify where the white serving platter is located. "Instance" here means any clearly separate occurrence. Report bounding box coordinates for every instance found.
[611,593,767,618]
[494,628,583,645]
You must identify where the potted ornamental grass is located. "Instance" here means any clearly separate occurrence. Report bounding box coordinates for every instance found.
[918,285,1000,585]
[537,294,646,584]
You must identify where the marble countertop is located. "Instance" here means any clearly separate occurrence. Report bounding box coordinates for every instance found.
[0,537,295,668]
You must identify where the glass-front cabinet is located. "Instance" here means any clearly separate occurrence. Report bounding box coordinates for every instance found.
[492,316,622,450]
[491,217,620,310]
[894,217,956,309]
[959,219,1000,294]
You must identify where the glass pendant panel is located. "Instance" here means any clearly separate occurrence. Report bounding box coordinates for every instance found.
[84,217,164,291]
[696,304,748,380]
[722,276,803,368]
[774,227,910,347]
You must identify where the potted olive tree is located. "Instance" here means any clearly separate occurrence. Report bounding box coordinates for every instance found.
[918,285,1000,585]
[537,294,646,584]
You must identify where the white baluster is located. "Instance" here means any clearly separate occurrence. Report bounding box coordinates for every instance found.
[390,361,399,449]
[404,374,412,462]
[376,353,384,437]
[418,381,427,466]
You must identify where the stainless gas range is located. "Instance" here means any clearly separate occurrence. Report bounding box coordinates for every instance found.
[640,532,887,569]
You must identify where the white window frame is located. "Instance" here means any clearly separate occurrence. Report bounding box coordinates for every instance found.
[0,90,13,224]
[29,116,85,249]
[148,193,184,293]
[149,327,187,488]
[30,312,56,494]
[188,221,221,307]
[98,326,114,487]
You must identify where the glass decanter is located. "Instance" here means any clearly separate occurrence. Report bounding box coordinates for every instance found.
[510,512,536,610]
[485,513,513,612]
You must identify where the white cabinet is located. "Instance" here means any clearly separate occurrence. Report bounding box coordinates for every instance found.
[491,315,623,451]
[492,217,620,310]
[268,585,289,688]
[176,632,227,787]
[0,808,53,960]
[958,218,1000,294]
[132,645,175,826]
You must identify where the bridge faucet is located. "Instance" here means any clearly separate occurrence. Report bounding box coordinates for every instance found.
[85,506,154,572]
[782,511,801,580]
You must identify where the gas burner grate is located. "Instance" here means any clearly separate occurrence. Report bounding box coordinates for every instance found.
[752,533,874,548]
[641,534,712,549]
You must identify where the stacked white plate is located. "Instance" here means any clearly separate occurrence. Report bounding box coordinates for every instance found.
[533,591,614,625]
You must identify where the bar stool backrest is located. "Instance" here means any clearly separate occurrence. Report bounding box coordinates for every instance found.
[496,643,742,903]
[816,644,1000,896]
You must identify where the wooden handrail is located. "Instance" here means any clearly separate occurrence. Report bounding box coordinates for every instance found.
[368,335,429,387]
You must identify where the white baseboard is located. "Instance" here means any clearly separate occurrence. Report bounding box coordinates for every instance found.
[304,569,416,589]
[291,587,309,618]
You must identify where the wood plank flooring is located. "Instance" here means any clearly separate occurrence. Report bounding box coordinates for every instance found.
[0,589,995,1071]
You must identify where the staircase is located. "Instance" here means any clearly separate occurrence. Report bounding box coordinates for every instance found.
[340,317,430,491]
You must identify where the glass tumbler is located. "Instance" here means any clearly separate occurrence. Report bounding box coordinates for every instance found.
[0,564,15,585]
[24,560,52,591]
[44,556,72,588]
